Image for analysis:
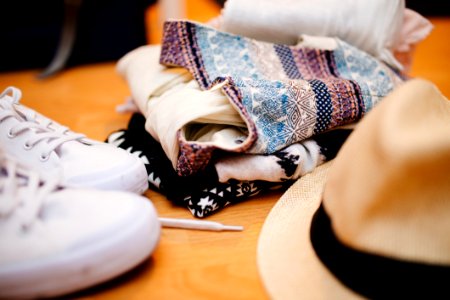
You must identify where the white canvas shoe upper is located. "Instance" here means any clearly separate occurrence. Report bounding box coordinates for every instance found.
[0,151,161,299]
[0,87,148,194]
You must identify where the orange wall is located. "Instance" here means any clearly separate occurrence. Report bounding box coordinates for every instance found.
[146,0,221,44]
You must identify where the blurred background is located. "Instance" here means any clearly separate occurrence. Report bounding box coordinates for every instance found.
[0,0,221,73]
[0,0,448,73]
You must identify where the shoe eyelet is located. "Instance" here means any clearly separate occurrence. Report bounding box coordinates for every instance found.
[40,153,50,161]
[23,142,32,150]
[7,130,15,138]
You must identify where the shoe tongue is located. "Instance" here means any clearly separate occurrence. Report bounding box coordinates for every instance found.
[15,105,57,130]
[5,104,50,135]
[14,104,34,121]
[0,96,23,120]
[0,94,15,105]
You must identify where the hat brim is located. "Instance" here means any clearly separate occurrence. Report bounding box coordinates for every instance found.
[257,162,363,299]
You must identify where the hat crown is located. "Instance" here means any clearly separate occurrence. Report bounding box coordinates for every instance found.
[324,79,450,264]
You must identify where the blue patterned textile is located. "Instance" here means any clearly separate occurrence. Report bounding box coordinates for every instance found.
[159,21,404,176]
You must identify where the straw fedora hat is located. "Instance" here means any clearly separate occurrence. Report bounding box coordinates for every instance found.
[257,79,450,299]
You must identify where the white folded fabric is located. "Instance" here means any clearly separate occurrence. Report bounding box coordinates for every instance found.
[117,45,247,168]
[116,45,191,114]
[220,0,432,70]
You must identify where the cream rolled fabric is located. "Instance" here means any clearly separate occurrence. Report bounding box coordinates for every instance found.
[116,45,247,168]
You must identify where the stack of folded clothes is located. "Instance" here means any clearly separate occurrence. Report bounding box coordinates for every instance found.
[106,0,432,218]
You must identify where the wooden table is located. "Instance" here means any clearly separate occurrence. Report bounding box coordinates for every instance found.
[0,17,448,300]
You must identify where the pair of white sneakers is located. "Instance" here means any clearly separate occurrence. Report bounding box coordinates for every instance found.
[0,87,160,299]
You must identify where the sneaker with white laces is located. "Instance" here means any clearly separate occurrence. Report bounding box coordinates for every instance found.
[0,86,148,194]
[0,151,161,299]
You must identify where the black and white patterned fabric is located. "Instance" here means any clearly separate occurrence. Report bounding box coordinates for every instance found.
[106,113,352,217]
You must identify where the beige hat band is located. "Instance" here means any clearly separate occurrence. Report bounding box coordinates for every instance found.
[311,203,450,299]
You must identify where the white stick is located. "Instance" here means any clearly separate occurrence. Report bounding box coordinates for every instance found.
[159,217,244,232]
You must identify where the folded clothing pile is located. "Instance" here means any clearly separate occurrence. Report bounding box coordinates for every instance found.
[107,0,432,217]
[107,113,351,217]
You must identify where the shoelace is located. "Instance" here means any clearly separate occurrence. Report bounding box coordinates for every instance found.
[0,153,59,230]
[0,87,85,160]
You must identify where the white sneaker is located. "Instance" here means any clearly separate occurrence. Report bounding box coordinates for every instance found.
[0,86,148,194]
[0,151,161,299]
